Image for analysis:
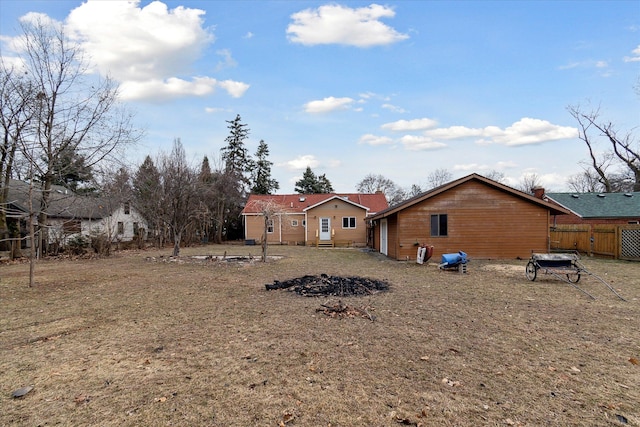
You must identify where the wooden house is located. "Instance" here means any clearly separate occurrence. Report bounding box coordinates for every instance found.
[368,173,570,260]
[241,193,388,247]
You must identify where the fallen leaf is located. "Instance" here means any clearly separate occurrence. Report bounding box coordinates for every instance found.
[570,366,581,373]
[282,410,295,424]
[74,394,90,404]
[629,357,638,365]
[420,356,429,361]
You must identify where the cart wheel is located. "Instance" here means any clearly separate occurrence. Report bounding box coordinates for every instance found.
[567,273,581,283]
[525,261,537,281]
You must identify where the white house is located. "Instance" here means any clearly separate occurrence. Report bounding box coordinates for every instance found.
[5,179,148,250]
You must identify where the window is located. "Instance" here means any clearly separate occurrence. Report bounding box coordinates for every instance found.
[291,220,299,227]
[63,219,81,234]
[302,220,306,227]
[117,222,124,235]
[133,222,139,236]
[342,217,356,229]
[124,201,130,215]
[267,219,274,233]
[430,214,447,237]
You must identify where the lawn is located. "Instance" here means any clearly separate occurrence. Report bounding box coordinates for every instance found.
[1,245,638,426]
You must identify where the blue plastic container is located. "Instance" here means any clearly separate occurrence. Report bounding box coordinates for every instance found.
[441,251,467,266]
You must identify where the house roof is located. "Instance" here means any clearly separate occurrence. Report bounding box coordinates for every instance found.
[5,179,112,219]
[369,173,571,220]
[545,192,640,218]
[242,193,389,215]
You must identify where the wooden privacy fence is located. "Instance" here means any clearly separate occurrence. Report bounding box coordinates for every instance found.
[550,224,640,260]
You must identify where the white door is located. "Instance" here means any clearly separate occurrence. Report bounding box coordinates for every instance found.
[380,219,388,255]
[319,217,331,240]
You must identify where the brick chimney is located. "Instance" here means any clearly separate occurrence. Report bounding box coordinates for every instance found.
[533,186,545,199]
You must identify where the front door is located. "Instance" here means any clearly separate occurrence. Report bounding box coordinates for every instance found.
[319,217,331,240]
[380,219,388,255]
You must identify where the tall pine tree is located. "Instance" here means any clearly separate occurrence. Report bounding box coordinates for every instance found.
[220,114,251,193]
[251,140,279,194]
[295,166,334,194]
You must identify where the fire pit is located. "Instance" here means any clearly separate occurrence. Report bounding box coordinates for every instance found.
[265,273,390,297]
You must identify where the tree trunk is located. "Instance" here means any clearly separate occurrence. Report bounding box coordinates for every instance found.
[172,229,181,257]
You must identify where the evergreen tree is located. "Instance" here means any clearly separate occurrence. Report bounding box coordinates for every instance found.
[295,166,334,194]
[47,146,94,192]
[251,140,279,194]
[132,155,162,246]
[220,114,251,192]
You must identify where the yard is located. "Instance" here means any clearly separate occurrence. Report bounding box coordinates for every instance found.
[1,245,638,426]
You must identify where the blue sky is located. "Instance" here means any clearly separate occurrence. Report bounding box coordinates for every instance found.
[1,0,638,193]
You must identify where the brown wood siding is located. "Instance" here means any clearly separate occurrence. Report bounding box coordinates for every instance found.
[307,200,368,245]
[387,216,398,259]
[244,214,305,244]
[390,181,549,260]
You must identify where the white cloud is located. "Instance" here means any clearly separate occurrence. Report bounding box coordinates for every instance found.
[304,96,354,113]
[218,80,250,98]
[623,44,640,62]
[205,107,232,114]
[381,118,438,131]
[495,160,518,169]
[423,126,485,139]
[281,155,319,170]
[287,4,409,47]
[59,0,249,101]
[215,49,237,71]
[453,163,491,171]
[381,103,407,113]
[399,135,447,151]
[476,118,578,146]
[119,76,247,101]
[406,118,577,146]
[359,134,394,146]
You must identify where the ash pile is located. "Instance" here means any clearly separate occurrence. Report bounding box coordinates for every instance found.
[265,273,390,297]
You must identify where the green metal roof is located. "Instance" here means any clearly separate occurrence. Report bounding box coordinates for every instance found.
[545,192,640,219]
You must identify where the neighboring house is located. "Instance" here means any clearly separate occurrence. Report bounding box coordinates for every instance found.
[538,190,640,226]
[241,193,389,247]
[368,173,570,260]
[536,189,640,260]
[4,179,147,250]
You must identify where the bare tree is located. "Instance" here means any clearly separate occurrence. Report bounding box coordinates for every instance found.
[0,65,34,257]
[11,17,141,254]
[426,168,452,189]
[481,170,506,183]
[517,173,542,194]
[567,170,605,193]
[247,199,289,262]
[568,105,639,192]
[356,173,406,205]
[157,139,198,257]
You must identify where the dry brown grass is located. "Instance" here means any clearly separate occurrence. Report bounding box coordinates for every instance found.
[1,245,639,426]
